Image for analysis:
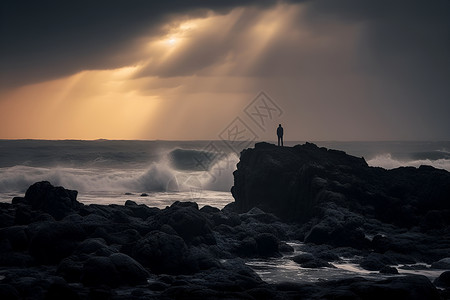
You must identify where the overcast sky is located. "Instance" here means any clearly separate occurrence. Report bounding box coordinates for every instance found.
[1,0,449,140]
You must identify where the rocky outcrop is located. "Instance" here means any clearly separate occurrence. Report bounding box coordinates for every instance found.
[12,181,82,220]
[232,142,450,227]
[0,173,448,299]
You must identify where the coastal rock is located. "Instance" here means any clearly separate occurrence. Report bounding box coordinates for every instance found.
[292,253,335,268]
[81,256,120,287]
[434,271,450,288]
[431,257,450,269]
[132,230,188,274]
[379,265,399,274]
[154,201,215,245]
[16,181,82,220]
[1,179,448,298]
[231,142,450,228]
[28,221,86,264]
[109,253,149,285]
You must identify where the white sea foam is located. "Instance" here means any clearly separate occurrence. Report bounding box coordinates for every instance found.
[367,153,450,171]
[0,152,239,196]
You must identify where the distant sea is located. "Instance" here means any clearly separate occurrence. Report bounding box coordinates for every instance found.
[1,140,449,207]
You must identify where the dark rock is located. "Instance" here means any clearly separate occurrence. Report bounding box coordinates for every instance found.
[0,284,19,300]
[14,205,33,225]
[0,226,29,251]
[359,252,396,271]
[88,287,115,300]
[434,271,450,288]
[81,256,120,287]
[184,246,221,272]
[314,275,440,300]
[231,143,450,229]
[0,252,34,267]
[29,221,86,264]
[372,234,392,253]
[254,233,280,257]
[57,258,83,283]
[278,242,295,253]
[235,237,258,257]
[140,193,148,197]
[155,203,214,244]
[132,230,188,274]
[109,253,149,285]
[292,253,334,268]
[75,238,108,255]
[45,281,80,300]
[304,207,370,249]
[22,181,82,220]
[431,257,450,269]
[399,264,429,271]
[380,265,399,274]
[200,205,221,214]
[360,257,386,271]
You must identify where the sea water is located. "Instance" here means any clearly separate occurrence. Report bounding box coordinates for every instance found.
[1,139,449,206]
[1,139,449,284]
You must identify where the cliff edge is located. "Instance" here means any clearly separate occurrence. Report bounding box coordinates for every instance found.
[231,142,450,229]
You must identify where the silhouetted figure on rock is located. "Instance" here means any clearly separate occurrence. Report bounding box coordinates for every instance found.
[277,124,284,146]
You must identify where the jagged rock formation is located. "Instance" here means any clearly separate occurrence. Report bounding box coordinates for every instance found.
[231,142,450,229]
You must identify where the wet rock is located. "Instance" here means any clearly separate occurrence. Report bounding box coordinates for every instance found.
[0,226,29,251]
[0,252,34,267]
[235,237,258,257]
[45,280,80,300]
[315,275,440,300]
[110,253,149,285]
[255,233,280,257]
[132,230,188,274]
[431,257,450,269]
[292,253,334,268]
[231,142,450,230]
[29,221,86,264]
[279,242,294,253]
[434,270,450,288]
[22,181,82,220]
[81,256,120,287]
[0,284,20,300]
[156,202,214,245]
[380,265,399,274]
[360,259,384,271]
[57,257,83,283]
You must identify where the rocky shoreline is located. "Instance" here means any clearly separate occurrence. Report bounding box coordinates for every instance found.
[1,143,450,299]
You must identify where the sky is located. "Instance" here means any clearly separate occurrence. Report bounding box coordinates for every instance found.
[1,0,449,141]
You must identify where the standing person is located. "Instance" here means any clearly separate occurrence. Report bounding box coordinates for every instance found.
[277,124,284,146]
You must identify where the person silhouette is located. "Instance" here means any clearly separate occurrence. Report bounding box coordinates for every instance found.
[277,124,284,146]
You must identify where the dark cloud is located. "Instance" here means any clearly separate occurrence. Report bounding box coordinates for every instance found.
[1,0,450,140]
[0,0,278,89]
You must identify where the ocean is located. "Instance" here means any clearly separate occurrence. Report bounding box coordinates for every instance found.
[1,139,449,207]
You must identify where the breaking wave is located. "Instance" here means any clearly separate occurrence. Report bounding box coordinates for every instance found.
[0,151,239,194]
[367,153,450,171]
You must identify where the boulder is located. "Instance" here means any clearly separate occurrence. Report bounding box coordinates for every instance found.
[21,181,82,220]
[28,221,86,264]
[81,256,120,287]
[292,253,334,268]
[431,257,450,269]
[132,230,188,274]
[0,284,20,300]
[379,265,399,274]
[110,253,149,285]
[434,271,450,288]
[254,233,280,257]
[155,202,214,245]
